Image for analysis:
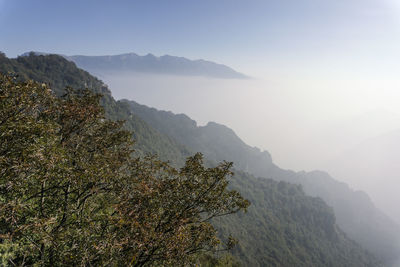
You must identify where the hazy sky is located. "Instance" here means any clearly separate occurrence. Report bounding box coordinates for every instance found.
[1,0,400,150]
[2,0,400,112]
[1,0,399,103]
[1,0,400,73]
[2,0,400,155]
[2,0,400,221]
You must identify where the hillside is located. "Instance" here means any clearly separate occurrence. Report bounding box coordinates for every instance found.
[215,171,381,266]
[0,52,191,165]
[21,52,250,79]
[124,99,400,266]
[0,53,383,266]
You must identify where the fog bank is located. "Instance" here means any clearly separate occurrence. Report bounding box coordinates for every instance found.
[101,71,400,224]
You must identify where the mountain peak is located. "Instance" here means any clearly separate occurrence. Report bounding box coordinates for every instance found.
[20,51,248,79]
[66,52,248,79]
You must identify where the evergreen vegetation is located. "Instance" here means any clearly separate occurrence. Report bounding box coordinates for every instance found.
[0,52,190,165]
[0,54,384,266]
[125,98,400,266]
[0,74,248,266]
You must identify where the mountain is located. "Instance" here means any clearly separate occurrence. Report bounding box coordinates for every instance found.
[60,52,247,79]
[124,99,400,266]
[325,128,400,225]
[215,171,380,267]
[2,52,191,165]
[0,53,384,266]
[120,101,274,175]
[20,51,248,79]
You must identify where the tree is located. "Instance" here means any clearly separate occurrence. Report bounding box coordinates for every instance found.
[0,74,249,266]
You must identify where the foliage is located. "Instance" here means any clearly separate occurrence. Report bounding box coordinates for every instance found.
[214,173,382,266]
[0,75,248,266]
[195,253,241,267]
[125,98,400,266]
[0,53,190,166]
[0,54,385,266]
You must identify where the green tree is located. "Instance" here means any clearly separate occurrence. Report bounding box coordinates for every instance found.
[0,74,249,266]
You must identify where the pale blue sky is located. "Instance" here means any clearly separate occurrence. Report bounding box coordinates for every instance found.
[2,0,400,125]
[1,0,399,74]
[2,0,400,153]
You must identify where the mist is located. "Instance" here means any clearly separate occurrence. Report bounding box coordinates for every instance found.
[3,0,400,264]
[100,71,400,225]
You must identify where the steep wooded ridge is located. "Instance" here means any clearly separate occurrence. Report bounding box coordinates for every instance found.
[125,100,400,266]
[0,52,190,165]
[0,53,383,266]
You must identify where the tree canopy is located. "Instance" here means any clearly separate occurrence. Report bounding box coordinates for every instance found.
[0,54,385,266]
[0,74,249,266]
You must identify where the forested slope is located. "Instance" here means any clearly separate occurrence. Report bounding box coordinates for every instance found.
[124,99,400,266]
[0,53,383,266]
[0,52,190,165]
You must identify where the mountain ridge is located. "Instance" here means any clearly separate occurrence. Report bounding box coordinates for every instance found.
[20,51,248,79]
[124,99,400,266]
[0,53,385,266]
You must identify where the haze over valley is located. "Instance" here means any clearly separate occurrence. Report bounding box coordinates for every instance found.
[2,0,400,266]
[81,56,400,226]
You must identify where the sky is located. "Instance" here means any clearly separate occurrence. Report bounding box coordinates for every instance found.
[2,0,400,160]
[1,0,400,73]
[2,0,400,113]
[2,0,400,114]
[2,0,400,221]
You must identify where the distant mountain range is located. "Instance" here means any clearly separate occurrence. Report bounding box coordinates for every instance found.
[21,51,248,79]
[3,52,391,266]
